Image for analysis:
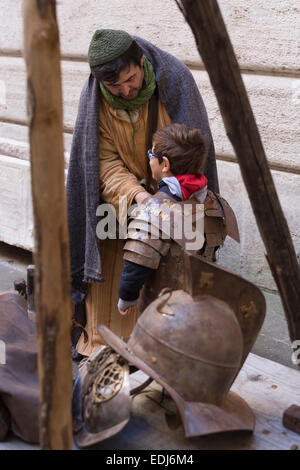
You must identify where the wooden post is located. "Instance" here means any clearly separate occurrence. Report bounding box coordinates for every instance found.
[23,0,73,449]
[175,0,300,353]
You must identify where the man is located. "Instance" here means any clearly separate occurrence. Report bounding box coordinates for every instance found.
[67,29,219,356]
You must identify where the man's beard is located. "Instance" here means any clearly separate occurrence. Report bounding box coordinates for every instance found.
[120,88,140,100]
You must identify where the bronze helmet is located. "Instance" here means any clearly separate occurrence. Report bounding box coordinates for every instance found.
[128,290,242,405]
[72,346,131,448]
[99,288,256,437]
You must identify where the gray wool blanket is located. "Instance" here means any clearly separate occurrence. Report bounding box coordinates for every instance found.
[66,36,219,284]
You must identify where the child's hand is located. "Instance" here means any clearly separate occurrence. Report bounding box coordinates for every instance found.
[118,305,139,317]
[118,306,129,315]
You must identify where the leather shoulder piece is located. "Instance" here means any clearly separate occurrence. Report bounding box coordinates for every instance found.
[123,250,160,269]
[204,190,226,248]
[204,190,240,245]
[126,219,171,256]
[214,193,240,243]
[204,190,224,218]
[123,239,161,269]
[129,192,205,253]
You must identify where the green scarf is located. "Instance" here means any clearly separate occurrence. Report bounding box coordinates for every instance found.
[99,56,156,161]
[99,55,156,110]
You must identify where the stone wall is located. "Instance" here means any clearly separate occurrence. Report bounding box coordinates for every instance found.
[0,0,299,293]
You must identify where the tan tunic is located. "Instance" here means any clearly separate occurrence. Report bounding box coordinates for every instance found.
[98,96,171,216]
[76,96,171,356]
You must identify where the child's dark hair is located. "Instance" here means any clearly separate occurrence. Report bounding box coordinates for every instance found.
[90,40,143,84]
[152,124,209,175]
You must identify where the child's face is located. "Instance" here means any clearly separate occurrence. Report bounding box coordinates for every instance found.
[149,143,174,182]
[148,144,165,181]
[149,157,164,182]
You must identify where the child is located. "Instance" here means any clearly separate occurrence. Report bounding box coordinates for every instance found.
[118,123,209,315]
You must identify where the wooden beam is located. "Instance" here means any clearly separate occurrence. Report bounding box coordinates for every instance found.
[175,0,300,350]
[23,0,73,449]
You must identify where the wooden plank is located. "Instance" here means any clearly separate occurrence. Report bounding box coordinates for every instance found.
[78,353,300,450]
[23,0,73,449]
[0,57,299,170]
[1,0,299,74]
[0,353,299,450]
[230,354,300,450]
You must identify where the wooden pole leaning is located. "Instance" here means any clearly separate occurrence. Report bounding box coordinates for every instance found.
[175,0,300,355]
[23,0,73,449]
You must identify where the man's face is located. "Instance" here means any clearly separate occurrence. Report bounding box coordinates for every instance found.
[102,57,144,100]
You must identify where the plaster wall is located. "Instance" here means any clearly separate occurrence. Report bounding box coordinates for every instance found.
[0,0,299,294]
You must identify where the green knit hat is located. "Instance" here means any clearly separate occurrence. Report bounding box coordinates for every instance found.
[88,29,133,67]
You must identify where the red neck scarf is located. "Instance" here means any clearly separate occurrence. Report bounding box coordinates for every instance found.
[175,173,208,200]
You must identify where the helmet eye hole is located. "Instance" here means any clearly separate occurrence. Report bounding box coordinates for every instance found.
[91,363,124,403]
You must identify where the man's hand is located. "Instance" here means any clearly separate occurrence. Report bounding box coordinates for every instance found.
[135,191,151,205]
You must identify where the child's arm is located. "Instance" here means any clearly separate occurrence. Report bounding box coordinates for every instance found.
[118,260,155,315]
